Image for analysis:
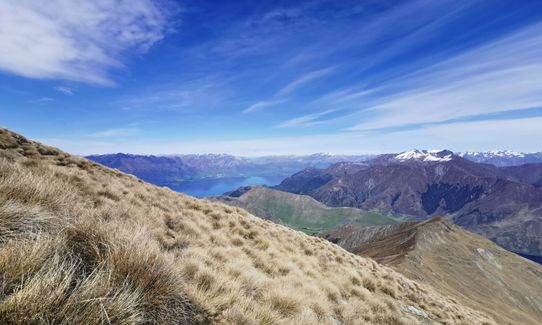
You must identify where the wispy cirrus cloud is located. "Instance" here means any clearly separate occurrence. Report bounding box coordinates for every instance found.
[279,87,378,127]
[276,18,542,132]
[276,67,335,96]
[343,22,542,131]
[89,127,140,138]
[30,97,54,104]
[55,86,74,95]
[244,67,334,113]
[115,76,235,112]
[278,109,337,128]
[243,99,288,114]
[0,0,177,85]
[268,0,488,129]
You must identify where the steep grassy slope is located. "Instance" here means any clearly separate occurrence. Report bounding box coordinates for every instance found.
[322,218,542,325]
[210,186,401,233]
[0,127,495,324]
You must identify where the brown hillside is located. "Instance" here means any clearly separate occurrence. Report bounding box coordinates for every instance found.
[322,217,542,324]
[0,127,495,324]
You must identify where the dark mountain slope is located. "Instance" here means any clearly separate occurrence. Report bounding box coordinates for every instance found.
[502,163,542,188]
[86,153,194,185]
[276,150,542,256]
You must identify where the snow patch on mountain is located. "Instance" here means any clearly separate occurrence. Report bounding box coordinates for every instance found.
[458,150,542,166]
[395,150,453,162]
[459,150,526,158]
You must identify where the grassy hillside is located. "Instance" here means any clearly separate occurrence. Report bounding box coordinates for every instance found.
[211,187,402,234]
[322,218,542,324]
[0,127,495,324]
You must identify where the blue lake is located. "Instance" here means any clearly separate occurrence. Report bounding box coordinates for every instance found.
[165,175,287,197]
[517,253,542,265]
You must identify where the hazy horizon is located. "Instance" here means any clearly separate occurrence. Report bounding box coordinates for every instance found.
[80,149,539,158]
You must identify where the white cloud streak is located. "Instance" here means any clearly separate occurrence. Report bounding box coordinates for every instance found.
[276,67,335,96]
[0,0,175,85]
[242,99,287,114]
[278,109,337,128]
[30,97,54,103]
[347,22,542,130]
[116,77,233,112]
[244,67,334,113]
[89,127,140,138]
[55,86,74,95]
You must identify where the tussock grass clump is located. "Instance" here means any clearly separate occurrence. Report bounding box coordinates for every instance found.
[0,148,208,323]
[0,219,207,324]
[0,127,496,324]
[363,277,377,292]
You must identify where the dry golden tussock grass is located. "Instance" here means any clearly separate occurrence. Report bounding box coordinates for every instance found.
[0,128,496,324]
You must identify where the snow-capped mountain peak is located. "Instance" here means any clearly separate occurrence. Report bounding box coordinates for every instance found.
[459,150,525,158]
[456,150,542,166]
[394,149,453,162]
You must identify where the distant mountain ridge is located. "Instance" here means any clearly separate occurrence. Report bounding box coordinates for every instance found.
[86,153,374,185]
[372,148,542,166]
[86,149,542,187]
[276,150,542,256]
[458,150,542,166]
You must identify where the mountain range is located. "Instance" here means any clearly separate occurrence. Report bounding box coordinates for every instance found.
[86,153,374,186]
[276,150,542,256]
[458,150,542,166]
[86,150,542,190]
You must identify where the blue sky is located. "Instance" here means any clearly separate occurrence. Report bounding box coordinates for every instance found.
[2,0,542,155]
